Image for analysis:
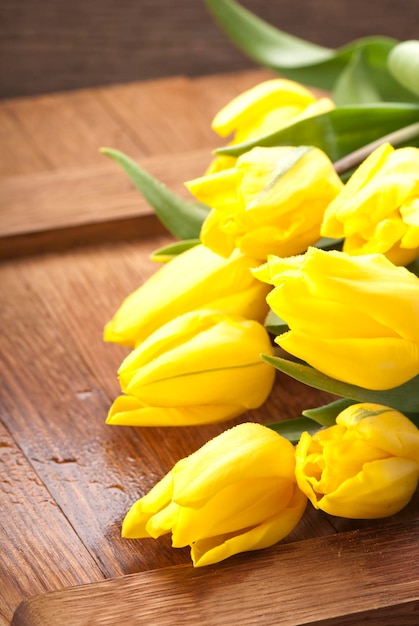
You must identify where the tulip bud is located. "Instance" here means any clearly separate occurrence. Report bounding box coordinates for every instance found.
[295,403,419,519]
[186,146,342,260]
[107,309,276,426]
[104,244,270,347]
[254,247,419,390]
[321,142,419,266]
[122,422,307,566]
[207,78,334,174]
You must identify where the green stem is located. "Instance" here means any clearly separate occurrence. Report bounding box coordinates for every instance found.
[333,121,419,175]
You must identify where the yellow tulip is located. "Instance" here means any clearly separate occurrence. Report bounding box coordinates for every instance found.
[207,78,334,174]
[254,247,419,390]
[104,244,270,347]
[122,422,307,566]
[186,146,342,260]
[107,309,276,426]
[321,143,419,265]
[295,403,419,518]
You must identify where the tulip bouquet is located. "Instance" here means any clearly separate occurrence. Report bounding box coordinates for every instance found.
[100,0,419,567]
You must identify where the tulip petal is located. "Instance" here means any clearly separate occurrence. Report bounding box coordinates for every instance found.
[122,471,174,538]
[263,353,419,413]
[302,248,419,342]
[104,245,269,346]
[191,486,307,567]
[267,279,399,339]
[211,79,316,137]
[121,315,275,407]
[337,404,419,461]
[188,146,341,260]
[277,330,419,390]
[106,395,246,426]
[319,457,419,518]
[125,362,275,409]
[321,144,419,261]
[122,423,306,567]
[172,423,296,507]
[171,477,293,547]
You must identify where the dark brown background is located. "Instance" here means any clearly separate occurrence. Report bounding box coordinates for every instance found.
[1,0,418,98]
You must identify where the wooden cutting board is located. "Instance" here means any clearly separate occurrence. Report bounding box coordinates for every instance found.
[12,519,419,626]
[1,69,418,626]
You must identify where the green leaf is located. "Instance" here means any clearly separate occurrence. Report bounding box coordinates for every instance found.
[261,354,419,413]
[314,237,343,251]
[150,239,200,262]
[269,398,355,444]
[267,417,322,444]
[101,148,210,240]
[204,0,416,103]
[407,257,419,277]
[332,48,382,105]
[388,41,419,99]
[205,0,334,88]
[302,398,355,426]
[216,103,419,162]
[264,309,288,335]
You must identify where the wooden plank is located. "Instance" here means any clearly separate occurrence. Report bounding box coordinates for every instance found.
[97,76,220,155]
[0,247,193,579]
[0,421,104,626]
[1,71,279,257]
[0,150,211,258]
[0,72,228,182]
[0,104,49,177]
[11,519,419,626]
[0,239,339,602]
[2,88,144,169]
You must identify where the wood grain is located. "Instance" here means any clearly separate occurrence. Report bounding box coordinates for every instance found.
[0,104,48,177]
[0,421,104,622]
[0,151,211,258]
[97,77,220,155]
[2,89,144,169]
[11,520,419,626]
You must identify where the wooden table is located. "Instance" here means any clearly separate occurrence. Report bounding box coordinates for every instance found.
[1,69,418,625]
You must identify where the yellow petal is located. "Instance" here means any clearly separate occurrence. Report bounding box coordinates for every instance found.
[122,471,174,538]
[321,143,393,237]
[104,245,269,347]
[277,330,419,389]
[319,457,419,518]
[267,275,399,339]
[191,486,307,566]
[252,253,305,285]
[185,167,240,210]
[302,248,419,342]
[171,477,293,547]
[199,208,237,257]
[106,394,245,426]
[121,316,275,406]
[337,403,419,461]
[211,79,316,137]
[172,423,296,507]
[199,145,341,260]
